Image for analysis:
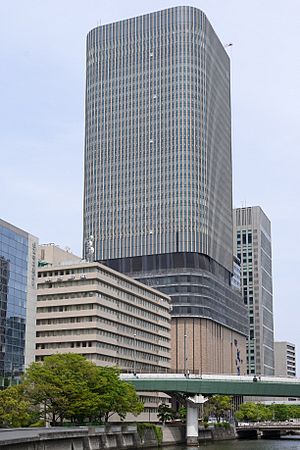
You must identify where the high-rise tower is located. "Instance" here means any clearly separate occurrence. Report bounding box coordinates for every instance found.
[233,206,274,375]
[83,6,248,374]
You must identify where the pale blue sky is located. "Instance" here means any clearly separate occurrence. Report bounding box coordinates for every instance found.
[1,1,299,359]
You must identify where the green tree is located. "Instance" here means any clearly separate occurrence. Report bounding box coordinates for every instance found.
[235,402,272,423]
[23,353,101,425]
[0,385,38,428]
[93,366,143,422]
[272,404,289,421]
[205,395,232,422]
[157,403,175,424]
[178,406,187,422]
[23,353,143,425]
[235,402,258,422]
[289,405,300,419]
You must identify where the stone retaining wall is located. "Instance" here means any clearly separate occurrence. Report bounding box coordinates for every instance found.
[0,424,185,450]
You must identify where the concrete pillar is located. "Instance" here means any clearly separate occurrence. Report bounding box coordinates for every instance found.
[186,403,199,446]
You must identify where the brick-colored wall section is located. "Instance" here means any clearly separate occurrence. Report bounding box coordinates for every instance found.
[171,318,247,375]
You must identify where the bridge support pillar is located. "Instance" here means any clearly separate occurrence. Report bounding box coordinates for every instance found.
[186,402,199,446]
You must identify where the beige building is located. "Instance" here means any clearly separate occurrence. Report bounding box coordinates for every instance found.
[36,261,171,420]
[36,261,171,372]
[275,341,296,377]
[171,318,247,376]
[38,243,81,266]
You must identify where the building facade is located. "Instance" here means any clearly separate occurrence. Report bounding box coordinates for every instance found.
[232,256,242,292]
[38,243,81,267]
[36,262,171,373]
[275,341,296,377]
[84,5,233,272]
[233,206,274,376]
[83,6,248,373]
[0,219,38,386]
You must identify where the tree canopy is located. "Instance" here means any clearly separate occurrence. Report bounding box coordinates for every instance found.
[157,403,175,424]
[204,395,232,422]
[235,402,300,423]
[0,385,38,428]
[0,353,143,427]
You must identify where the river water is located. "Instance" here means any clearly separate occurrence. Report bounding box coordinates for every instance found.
[143,439,300,449]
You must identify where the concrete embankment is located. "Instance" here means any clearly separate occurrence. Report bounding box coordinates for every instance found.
[198,425,237,442]
[0,424,238,449]
[0,424,186,449]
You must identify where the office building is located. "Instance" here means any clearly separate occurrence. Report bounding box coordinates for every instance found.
[233,206,274,375]
[275,341,296,377]
[36,261,171,372]
[83,6,248,374]
[232,256,242,292]
[0,219,38,386]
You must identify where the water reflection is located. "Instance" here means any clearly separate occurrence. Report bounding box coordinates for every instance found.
[145,439,300,450]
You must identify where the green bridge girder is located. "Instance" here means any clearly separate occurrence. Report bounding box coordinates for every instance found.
[122,375,300,397]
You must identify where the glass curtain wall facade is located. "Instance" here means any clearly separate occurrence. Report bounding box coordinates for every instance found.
[0,219,38,386]
[83,7,248,373]
[233,207,274,376]
[83,6,232,273]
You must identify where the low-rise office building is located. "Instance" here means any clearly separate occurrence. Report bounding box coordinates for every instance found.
[36,261,171,420]
[36,261,171,372]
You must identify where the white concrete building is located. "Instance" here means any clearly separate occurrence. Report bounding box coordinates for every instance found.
[275,341,296,377]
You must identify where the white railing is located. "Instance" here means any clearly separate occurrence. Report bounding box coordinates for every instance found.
[121,373,300,384]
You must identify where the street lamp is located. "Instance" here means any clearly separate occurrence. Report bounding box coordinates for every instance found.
[133,332,137,376]
[248,335,256,375]
[184,333,187,376]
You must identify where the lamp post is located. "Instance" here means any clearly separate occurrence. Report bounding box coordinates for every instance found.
[133,332,137,376]
[248,334,256,375]
[252,336,257,376]
[184,333,187,376]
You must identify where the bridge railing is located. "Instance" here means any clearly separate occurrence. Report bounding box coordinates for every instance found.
[237,421,300,428]
[121,373,300,384]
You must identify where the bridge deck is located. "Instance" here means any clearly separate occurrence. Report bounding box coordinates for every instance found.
[121,374,300,397]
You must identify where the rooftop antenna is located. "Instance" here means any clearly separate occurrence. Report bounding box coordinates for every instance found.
[224,43,233,59]
[85,235,95,263]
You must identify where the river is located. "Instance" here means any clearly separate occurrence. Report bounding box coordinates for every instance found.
[141,439,300,449]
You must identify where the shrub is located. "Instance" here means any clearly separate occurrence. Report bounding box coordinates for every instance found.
[137,422,163,446]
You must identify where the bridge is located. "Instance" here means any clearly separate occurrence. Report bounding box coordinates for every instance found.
[121,373,300,446]
[121,373,300,397]
[236,422,300,439]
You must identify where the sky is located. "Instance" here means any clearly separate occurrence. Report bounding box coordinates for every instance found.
[0,1,299,361]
